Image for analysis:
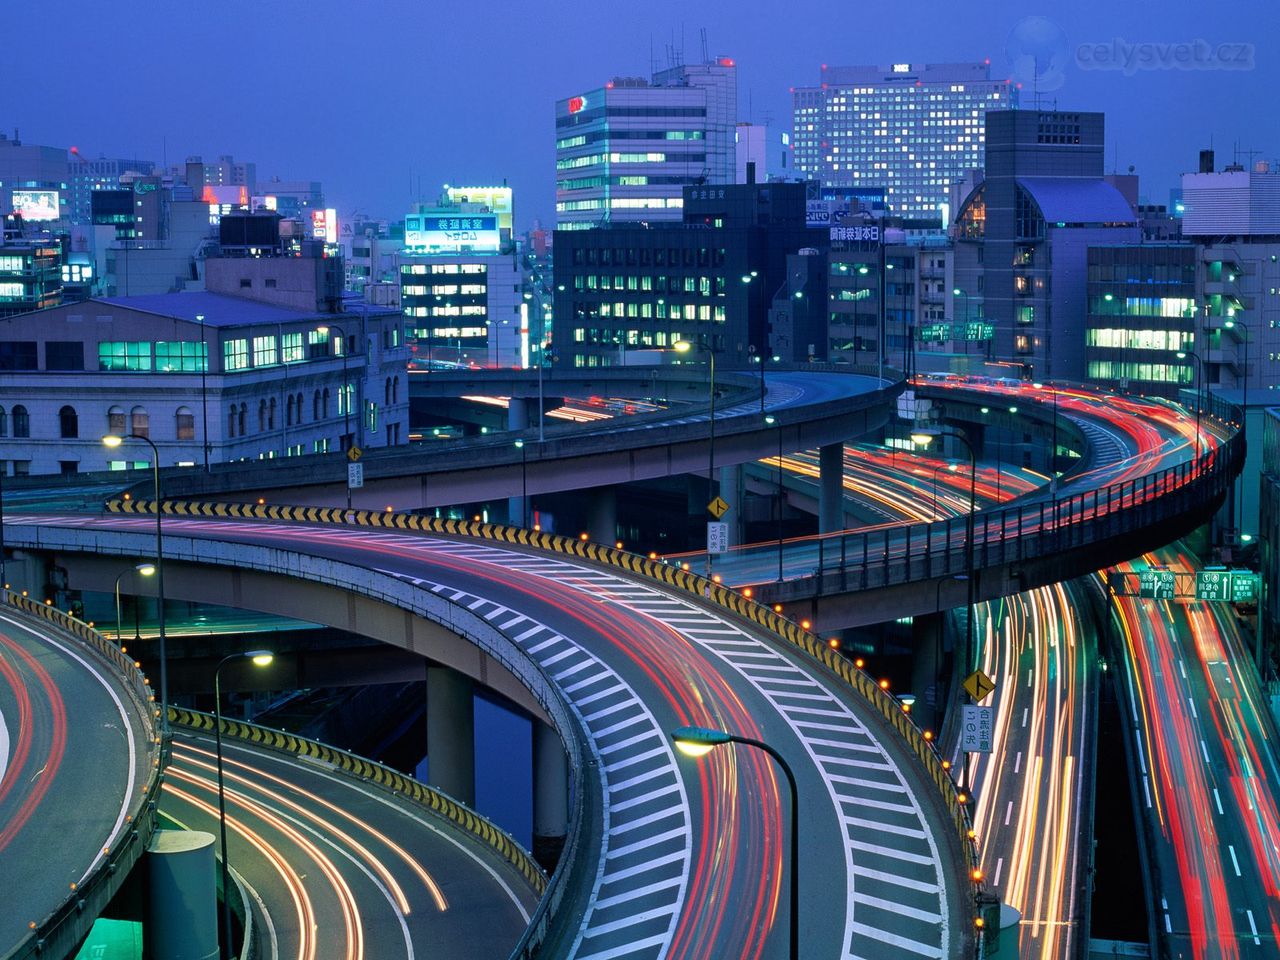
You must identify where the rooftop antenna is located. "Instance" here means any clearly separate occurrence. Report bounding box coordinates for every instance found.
[649,35,657,76]
[700,26,709,64]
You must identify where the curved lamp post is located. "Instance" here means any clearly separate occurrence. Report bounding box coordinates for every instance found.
[214,649,274,960]
[103,432,168,733]
[671,725,799,960]
[114,562,155,646]
[674,338,717,581]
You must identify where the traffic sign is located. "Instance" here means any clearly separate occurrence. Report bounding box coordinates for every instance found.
[707,522,728,555]
[963,669,996,703]
[347,462,364,489]
[347,445,363,462]
[1231,571,1259,604]
[1138,570,1176,599]
[707,496,730,520]
[961,705,994,753]
[1196,568,1231,602]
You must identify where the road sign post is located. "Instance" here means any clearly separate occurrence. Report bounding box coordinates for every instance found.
[707,522,728,555]
[1231,571,1259,604]
[1138,570,1176,600]
[960,704,994,753]
[347,462,364,489]
[1195,568,1231,602]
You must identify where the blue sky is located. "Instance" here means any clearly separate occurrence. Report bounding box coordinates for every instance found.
[11,0,1278,227]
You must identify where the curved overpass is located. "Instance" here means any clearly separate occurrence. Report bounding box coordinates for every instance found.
[5,511,977,960]
[0,596,159,960]
[688,380,1243,629]
[161,709,542,960]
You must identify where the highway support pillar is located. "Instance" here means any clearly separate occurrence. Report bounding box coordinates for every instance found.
[507,397,529,431]
[911,611,947,734]
[587,487,617,546]
[147,829,219,960]
[427,665,476,806]
[818,442,845,535]
[532,721,569,871]
[720,463,743,546]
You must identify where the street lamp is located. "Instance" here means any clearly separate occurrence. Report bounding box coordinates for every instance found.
[1175,349,1207,462]
[674,338,718,580]
[103,432,169,734]
[1032,382,1060,493]
[214,649,274,960]
[765,414,784,581]
[1223,318,1250,541]
[317,324,353,508]
[514,439,528,528]
[114,562,155,646]
[911,427,978,789]
[672,726,800,960]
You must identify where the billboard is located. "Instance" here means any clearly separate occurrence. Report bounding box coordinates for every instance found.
[12,190,60,221]
[405,214,500,253]
[445,186,514,232]
[311,207,338,243]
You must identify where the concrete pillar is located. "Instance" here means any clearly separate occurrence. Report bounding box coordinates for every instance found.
[818,442,845,534]
[532,721,569,871]
[587,487,617,545]
[911,611,947,734]
[720,463,743,546]
[427,665,475,805]
[507,397,529,432]
[147,830,218,960]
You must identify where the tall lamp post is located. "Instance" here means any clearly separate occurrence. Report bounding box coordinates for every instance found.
[1032,382,1060,495]
[765,414,785,581]
[102,432,169,733]
[514,439,528,528]
[197,313,211,474]
[317,323,352,507]
[114,562,155,646]
[1175,349,1208,463]
[214,649,274,960]
[1224,318,1250,540]
[672,725,800,960]
[911,427,978,788]
[674,338,717,580]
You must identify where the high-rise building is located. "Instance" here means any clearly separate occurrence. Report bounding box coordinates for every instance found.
[792,62,1015,224]
[555,58,738,229]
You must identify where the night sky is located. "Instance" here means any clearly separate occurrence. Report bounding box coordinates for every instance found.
[12,0,1277,227]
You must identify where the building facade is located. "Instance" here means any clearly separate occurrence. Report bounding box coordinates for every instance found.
[555,59,738,229]
[791,62,1015,224]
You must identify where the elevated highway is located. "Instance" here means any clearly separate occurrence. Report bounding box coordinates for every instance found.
[6,509,979,960]
[0,595,159,960]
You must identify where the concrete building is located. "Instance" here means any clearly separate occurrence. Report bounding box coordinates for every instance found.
[734,122,790,184]
[952,110,1139,380]
[0,252,408,477]
[0,239,62,317]
[791,62,1015,224]
[555,58,737,229]
[552,180,822,367]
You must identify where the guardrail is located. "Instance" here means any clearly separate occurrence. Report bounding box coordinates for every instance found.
[729,394,1245,598]
[168,706,547,896]
[103,496,981,909]
[1,591,162,960]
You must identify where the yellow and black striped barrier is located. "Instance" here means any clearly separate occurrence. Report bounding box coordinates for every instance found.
[107,497,978,885]
[168,705,547,895]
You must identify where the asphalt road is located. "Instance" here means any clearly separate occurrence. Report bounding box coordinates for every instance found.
[20,513,973,960]
[160,726,540,960]
[1115,547,1280,958]
[0,606,152,956]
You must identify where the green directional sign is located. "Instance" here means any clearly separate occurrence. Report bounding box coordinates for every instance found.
[1139,570,1177,600]
[918,323,950,343]
[1230,571,1259,604]
[962,321,995,342]
[1196,568,1231,602]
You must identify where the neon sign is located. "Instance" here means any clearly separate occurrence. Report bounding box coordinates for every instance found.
[568,95,587,114]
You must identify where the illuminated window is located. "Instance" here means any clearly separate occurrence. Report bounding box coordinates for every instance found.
[252,335,277,366]
[155,341,207,372]
[223,339,249,371]
[281,332,304,363]
[98,341,152,372]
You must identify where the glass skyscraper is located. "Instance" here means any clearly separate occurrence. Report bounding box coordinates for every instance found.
[555,59,737,229]
[792,62,1015,222]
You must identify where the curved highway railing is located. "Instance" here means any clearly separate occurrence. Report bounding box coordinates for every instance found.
[101,497,981,901]
[0,592,162,960]
[168,706,546,895]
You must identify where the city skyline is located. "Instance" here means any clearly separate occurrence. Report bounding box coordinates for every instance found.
[8,0,1276,228]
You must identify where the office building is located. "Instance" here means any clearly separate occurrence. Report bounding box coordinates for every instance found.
[792,62,1015,223]
[552,181,823,367]
[0,249,408,476]
[555,58,737,229]
[256,178,324,221]
[398,192,523,368]
[68,151,157,223]
[952,110,1139,379]
[0,239,62,317]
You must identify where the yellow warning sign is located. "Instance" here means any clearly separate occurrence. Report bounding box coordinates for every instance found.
[347,445,363,462]
[963,670,996,703]
[707,496,730,520]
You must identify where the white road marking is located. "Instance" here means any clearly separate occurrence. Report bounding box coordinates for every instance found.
[1247,909,1261,945]
[1214,788,1224,816]
[1004,801,1013,827]
[1229,845,1242,877]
